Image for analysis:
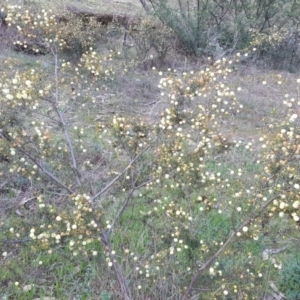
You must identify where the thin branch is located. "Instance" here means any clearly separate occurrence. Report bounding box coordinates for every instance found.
[0,238,32,244]
[107,178,153,237]
[223,28,242,57]
[90,161,134,202]
[213,0,224,10]
[34,111,60,125]
[178,0,186,20]
[138,0,151,13]
[50,47,82,187]
[210,0,232,26]
[90,133,161,202]
[16,147,73,194]
[0,178,9,190]
[182,192,288,300]
[101,231,132,300]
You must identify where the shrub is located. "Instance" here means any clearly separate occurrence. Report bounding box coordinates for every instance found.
[129,17,174,60]
[250,26,300,72]
[141,0,300,64]
[1,4,110,58]
[1,3,300,299]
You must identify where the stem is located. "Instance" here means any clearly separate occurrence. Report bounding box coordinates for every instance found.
[138,0,151,13]
[101,231,132,300]
[107,178,153,237]
[91,134,160,202]
[182,192,287,300]
[0,238,32,244]
[50,47,82,187]
[16,147,74,194]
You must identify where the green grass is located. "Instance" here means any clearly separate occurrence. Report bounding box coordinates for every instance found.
[0,236,107,299]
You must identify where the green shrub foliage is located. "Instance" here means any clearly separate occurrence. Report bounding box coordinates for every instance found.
[146,0,300,69]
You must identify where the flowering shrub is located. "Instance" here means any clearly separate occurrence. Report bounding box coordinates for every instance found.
[2,3,111,57]
[1,2,300,299]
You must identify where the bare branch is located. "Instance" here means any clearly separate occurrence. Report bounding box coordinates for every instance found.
[0,178,9,190]
[182,192,288,300]
[138,0,151,13]
[91,132,161,202]
[0,238,32,244]
[16,147,73,194]
[101,231,132,300]
[107,178,153,237]
[50,47,82,187]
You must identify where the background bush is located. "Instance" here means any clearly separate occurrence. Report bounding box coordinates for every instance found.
[145,0,300,70]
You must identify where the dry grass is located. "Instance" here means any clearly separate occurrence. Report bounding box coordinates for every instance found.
[3,0,145,17]
[226,64,300,141]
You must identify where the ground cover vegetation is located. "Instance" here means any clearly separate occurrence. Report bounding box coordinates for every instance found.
[0,0,300,299]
